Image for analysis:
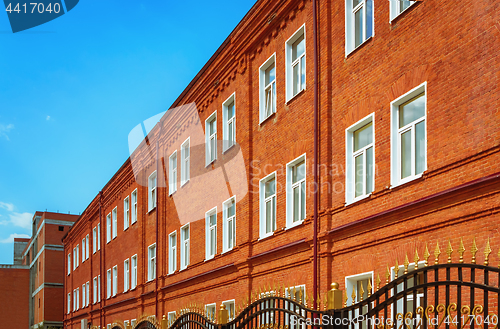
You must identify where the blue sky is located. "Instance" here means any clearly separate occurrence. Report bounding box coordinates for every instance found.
[0,0,257,263]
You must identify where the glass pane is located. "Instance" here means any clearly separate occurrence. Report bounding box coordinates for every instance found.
[209,119,216,135]
[272,197,276,231]
[292,34,305,62]
[228,121,234,144]
[210,229,216,255]
[354,122,373,151]
[227,200,235,217]
[300,181,306,220]
[210,137,216,161]
[228,220,233,246]
[355,153,364,197]
[399,93,425,128]
[301,57,306,89]
[293,63,299,96]
[353,0,361,8]
[265,63,275,86]
[401,130,412,179]
[366,0,373,39]
[355,7,364,48]
[400,0,411,12]
[293,186,300,222]
[292,160,305,183]
[227,102,235,119]
[265,178,275,198]
[266,200,272,233]
[415,121,425,174]
[366,147,374,194]
[210,214,216,226]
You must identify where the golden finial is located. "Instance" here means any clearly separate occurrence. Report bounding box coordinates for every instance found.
[471,237,478,264]
[434,241,441,265]
[351,286,356,304]
[446,239,453,263]
[404,254,409,275]
[292,286,296,301]
[414,248,420,270]
[367,279,372,297]
[343,289,348,307]
[250,291,254,303]
[394,258,399,279]
[324,294,328,311]
[359,283,365,302]
[386,265,390,284]
[376,274,381,290]
[423,243,430,266]
[498,248,500,269]
[458,238,465,263]
[298,287,303,304]
[258,286,262,299]
[484,237,492,266]
[273,282,277,295]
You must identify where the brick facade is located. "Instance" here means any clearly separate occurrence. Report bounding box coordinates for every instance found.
[63,0,500,328]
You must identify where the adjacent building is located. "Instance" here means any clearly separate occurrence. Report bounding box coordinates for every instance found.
[63,0,500,328]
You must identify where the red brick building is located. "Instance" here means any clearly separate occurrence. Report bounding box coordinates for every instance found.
[63,0,500,328]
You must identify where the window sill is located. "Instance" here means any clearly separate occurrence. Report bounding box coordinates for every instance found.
[391,172,423,189]
[259,112,276,126]
[221,246,237,255]
[180,179,190,188]
[205,159,217,169]
[147,207,156,214]
[345,193,372,206]
[124,226,129,232]
[345,36,373,58]
[285,88,306,105]
[222,144,236,154]
[131,220,137,226]
[169,190,177,197]
[258,233,274,241]
[167,271,177,276]
[285,220,304,230]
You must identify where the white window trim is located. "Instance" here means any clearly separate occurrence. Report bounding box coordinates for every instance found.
[86,235,89,260]
[285,24,306,102]
[345,0,375,56]
[82,283,86,308]
[205,111,217,166]
[93,276,98,304]
[180,137,190,186]
[259,172,277,240]
[390,82,427,188]
[148,243,156,281]
[222,196,236,253]
[131,254,138,290]
[168,231,177,274]
[345,271,374,306]
[131,189,138,224]
[82,238,85,262]
[205,207,217,261]
[124,258,130,292]
[390,261,426,319]
[169,151,178,195]
[124,196,130,231]
[205,303,217,321]
[148,171,157,211]
[390,0,417,21]
[112,265,118,296]
[345,113,375,205]
[180,223,190,270]
[106,213,111,243]
[107,268,111,298]
[98,275,101,302]
[222,299,236,321]
[259,53,277,124]
[222,93,236,152]
[168,311,177,323]
[286,154,307,228]
[112,207,118,239]
[97,223,101,250]
[93,227,97,254]
[67,254,71,275]
[67,293,71,314]
[86,281,90,307]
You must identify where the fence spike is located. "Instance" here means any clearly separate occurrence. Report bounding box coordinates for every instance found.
[344,289,348,307]
[434,241,441,265]
[414,248,420,270]
[376,273,381,290]
[484,237,492,265]
[359,282,365,301]
[471,237,478,264]
[394,258,399,279]
[424,243,430,266]
[458,238,466,263]
[367,278,372,297]
[386,265,390,284]
[404,254,409,274]
[446,239,454,263]
[351,286,357,304]
[292,286,296,301]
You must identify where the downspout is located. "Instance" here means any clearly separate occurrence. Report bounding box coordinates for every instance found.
[155,124,162,318]
[312,0,319,310]
[99,191,103,328]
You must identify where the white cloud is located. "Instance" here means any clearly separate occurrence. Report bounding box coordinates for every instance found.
[0,233,30,244]
[8,212,32,229]
[0,123,14,140]
[0,202,14,212]
[46,115,51,121]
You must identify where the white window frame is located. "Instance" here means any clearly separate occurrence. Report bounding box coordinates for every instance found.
[148,243,156,281]
[168,311,177,324]
[82,284,86,308]
[106,213,111,243]
[259,53,277,123]
[112,265,118,296]
[346,113,375,205]
[205,303,217,322]
[168,231,177,274]
[222,93,236,152]
[124,196,130,231]
[222,196,236,253]
[390,0,416,21]
[85,235,89,260]
[93,276,98,304]
[93,227,97,254]
[148,171,157,211]
[205,111,217,166]
[82,238,85,262]
[180,137,190,186]
[286,154,306,228]
[86,281,90,307]
[112,207,117,239]
[76,288,79,310]
[124,258,130,292]
[131,189,138,224]
[391,261,426,323]
[284,285,306,329]
[98,275,101,302]
[131,320,137,328]
[390,82,427,188]
[67,253,71,275]
[169,151,178,195]
[75,245,79,268]
[345,272,373,329]
[107,269,111,298]
[259,172,277,239]
[345,0,374,55]
[205,207,217,261]
[180,223,190,270]
[131,254,137,289]
[285,24,306,101]
[67,292,71,314]
[97,223,101,250]
[222,299,236,321]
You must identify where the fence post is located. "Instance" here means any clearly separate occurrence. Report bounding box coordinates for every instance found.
[218,303,229,325]
[327,282,343,310]
[162,315,168,329]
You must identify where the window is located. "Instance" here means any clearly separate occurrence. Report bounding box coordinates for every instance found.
[131,189,138,224]
[390,0,416,20]
[82,283,86,307]
[97,223,101,250]
[223,197,236,252]
[67,254,71,275]
[222,300,236,321]
[93,227,97,254]
[222,94,236,151]
[169,151,178,195]
[346,272,373,329]
[286,25,306,100]
[391,261,425,322]
[93,277,98,304]
[148,171,157,211]
[259,54,276,123]
[346,114,375,204]
[131,255,137,289]
[391,83,426,187]
[260,172,276,238]
[168,311,176,324]
[112,265,118,296]
[131,320,137,328]
[345,0,374,55]
[180,224,190,270]
[86,281,90,307]
[98,275,101,302]
[285,285,306,329]
[124,196,130,231]
[124,258,130,292]
[75,245,79,268]
[82,238,85,262]
[107,269,111,298]
[148,243,156,281]
[85,235,89,260]
[205,208,217,260]
[112,207,117,239]
[76,288,79,310]
[168,231,177,274]
[205,304,216,322]
[67,293,71,314]
[286,155,306,227]
[181,138,190,186]
[205,112,217,165]
[106,213,111,243]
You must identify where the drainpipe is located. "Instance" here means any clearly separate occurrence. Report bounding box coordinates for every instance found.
[155,124,162,319]
[99,191,103,328]
[312,0,319,310]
